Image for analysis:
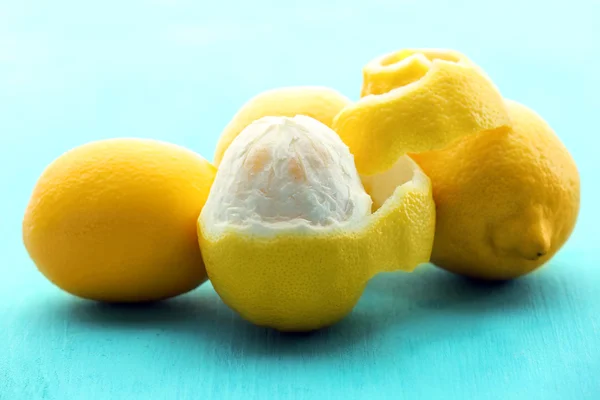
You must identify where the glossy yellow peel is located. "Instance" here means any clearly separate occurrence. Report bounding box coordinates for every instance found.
[411,100,580,279]
[23,139,216,302]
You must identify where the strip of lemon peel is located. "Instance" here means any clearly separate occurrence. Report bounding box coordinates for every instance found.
[362,155,435,275]
[333,48,512,177]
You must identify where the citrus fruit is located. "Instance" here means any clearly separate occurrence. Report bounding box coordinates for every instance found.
[213,86,351,166]
[410,100,580,279]
[23,138,216,302]
[198,115,435,331]
[333,48,511,180]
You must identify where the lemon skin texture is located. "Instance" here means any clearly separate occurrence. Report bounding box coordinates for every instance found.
[333,48,511,177]
[23,138,217,302]
[200,230,371,332]
[410,100,580,280]
[213,86,352,166]
[199,175,435,332]
[199,181,434,332]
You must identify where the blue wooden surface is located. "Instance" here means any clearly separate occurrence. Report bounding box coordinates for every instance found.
[1,1,598,399]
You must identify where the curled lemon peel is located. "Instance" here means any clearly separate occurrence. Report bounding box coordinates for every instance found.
[333,48,511,177]
[361,48,467,96]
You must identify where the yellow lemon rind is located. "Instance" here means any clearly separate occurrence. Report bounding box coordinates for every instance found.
[333,55,511,176]
[198,155,435,331]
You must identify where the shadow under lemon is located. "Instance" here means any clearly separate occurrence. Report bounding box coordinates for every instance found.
[44,262,556,358]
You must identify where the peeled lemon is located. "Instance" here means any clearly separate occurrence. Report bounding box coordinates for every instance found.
[198,115,435,331]
[213,86,351,166]
[411,100,580,279]
[23,139,216,302]
[333,48,511,181]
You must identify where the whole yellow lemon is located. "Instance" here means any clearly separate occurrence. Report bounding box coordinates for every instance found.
[23,138,216,302]
[213,86,351,166]
[410,100,580,279]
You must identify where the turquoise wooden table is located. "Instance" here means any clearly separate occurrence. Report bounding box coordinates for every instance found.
[1,1,598,399]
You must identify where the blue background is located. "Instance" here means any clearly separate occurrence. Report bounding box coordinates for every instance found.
[1,1,598,399]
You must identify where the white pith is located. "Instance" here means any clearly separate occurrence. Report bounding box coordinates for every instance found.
[361,155,418,211]
[201,115,373,236]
